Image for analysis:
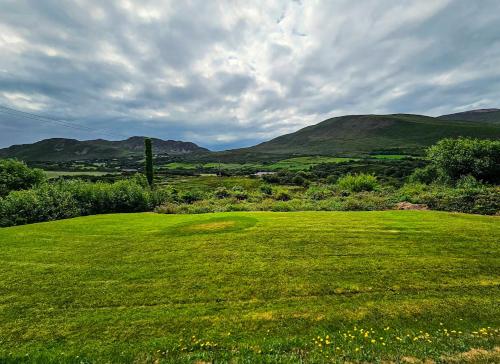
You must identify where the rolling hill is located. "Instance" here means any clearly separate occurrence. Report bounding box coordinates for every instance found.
[438,108,500,123]
[234,113,500,156]
[0,136,208,161]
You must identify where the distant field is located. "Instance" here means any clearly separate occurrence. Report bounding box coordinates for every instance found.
[369,154,410,160]
[163,156,358,172]
[268,156,357,170]
[44,170,119,178]
[1,211,498,363]
[166,175,262,192]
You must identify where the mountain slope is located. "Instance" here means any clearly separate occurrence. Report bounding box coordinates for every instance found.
[238,114,500,156]
[0,137,209,161]
[438,108,500,123]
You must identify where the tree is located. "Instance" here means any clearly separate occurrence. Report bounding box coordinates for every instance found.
[426,137,500,184]
[0,159,46,197]
[144,138,154,187]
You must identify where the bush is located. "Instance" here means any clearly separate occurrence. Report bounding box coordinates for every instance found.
[231,185,248,200]
[0,183,80,226]
[259,184,273,196]
[427,137,500,184]
[0,159,45,197]
[336,173,379,192]
[273,188,291,201]
[214,187,231,199]
[0,178,171,227]
[179,190,205,204]
[408,165,440,184]
[292,175,310,187]
[305,185,332,200]
[395,183,499,215]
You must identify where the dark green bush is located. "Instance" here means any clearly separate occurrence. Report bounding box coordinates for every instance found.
[273,188,291,201]
[214,187,231,199]
[0,177,170,227]
[408,165,440,184]
[179,190,205,204]
[0,159,45,197]
[427,137,500,184]
[231,186,248,200]
[259,184,273,196]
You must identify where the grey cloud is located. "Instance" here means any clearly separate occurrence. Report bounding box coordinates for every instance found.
[0,0,499,149]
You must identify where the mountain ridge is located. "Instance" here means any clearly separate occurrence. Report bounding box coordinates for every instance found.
[0,136,208,161]
[2,109,500,161]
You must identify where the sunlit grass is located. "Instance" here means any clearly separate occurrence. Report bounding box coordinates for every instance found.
[0,211,498,363]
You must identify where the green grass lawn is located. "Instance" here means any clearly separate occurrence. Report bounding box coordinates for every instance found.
[0,211,499,363]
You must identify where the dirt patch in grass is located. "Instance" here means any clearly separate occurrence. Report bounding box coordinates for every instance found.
[167,216,258,236]
[441,346,500,363]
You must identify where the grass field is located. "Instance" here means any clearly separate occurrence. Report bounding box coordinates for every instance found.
[163,156,358,172]
[44,170,119,178]
[0,211,499,363]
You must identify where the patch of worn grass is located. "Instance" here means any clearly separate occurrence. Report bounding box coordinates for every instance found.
[0,211,498,363]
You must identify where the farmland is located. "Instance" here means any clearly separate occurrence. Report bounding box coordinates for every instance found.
[0,211,498,363]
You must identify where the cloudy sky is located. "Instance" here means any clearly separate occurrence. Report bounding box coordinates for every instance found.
[0,0,499,150]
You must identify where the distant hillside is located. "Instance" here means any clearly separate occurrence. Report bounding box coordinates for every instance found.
[234,113,500,156]
[438,108,500,123]
[0,137,209,161]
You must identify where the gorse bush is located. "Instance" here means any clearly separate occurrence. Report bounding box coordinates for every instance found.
[0,177,170,227]
[0,159,45,197]
[336,173,379,192]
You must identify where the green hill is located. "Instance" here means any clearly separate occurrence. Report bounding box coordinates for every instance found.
[0,136,208,161]
[0,211,499,362]
[438,108,500,123]
[237,113,500,156]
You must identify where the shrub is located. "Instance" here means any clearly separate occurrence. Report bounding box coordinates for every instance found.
[231,185,248,200]
[273,188,291,201]
[259,184,273,196]
[179,190,205,204]
[427,137,500,184]
[214,187,231,199]
[292,175,310,186]
[395,183,499,215]
[0,183,80,226]
[336,173,379,192]
[305,185,332,200]
[408,165,440,184]
[0,159,45,197]
[0,178,170,227]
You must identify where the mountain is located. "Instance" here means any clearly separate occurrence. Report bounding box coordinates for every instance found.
[232,113,500,156]
[438,108,500,123]
[3,111,500,162]
[0,137,209,161]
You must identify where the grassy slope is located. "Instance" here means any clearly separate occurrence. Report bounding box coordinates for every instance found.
[0,211,499,363]
[242,114,500,156]
[438,110,500,123]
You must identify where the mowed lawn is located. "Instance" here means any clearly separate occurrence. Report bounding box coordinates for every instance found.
[0,211,499,363]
